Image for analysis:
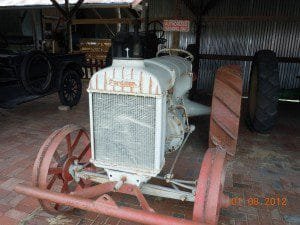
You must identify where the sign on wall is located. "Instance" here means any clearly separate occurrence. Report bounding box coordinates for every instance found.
[163,20,190,32]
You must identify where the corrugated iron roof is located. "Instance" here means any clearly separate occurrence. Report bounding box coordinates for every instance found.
[0,0,140,8]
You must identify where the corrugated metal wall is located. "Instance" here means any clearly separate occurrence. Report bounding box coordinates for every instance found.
[148,0,300,93]
[198,0,300,93]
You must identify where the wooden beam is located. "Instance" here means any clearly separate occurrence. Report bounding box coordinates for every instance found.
[72,17,191,25]
[50,0,68,19]
[72,18,136,25]
[199,54,300,63]
[72,15,300,26]
[69,0,84,18]
[65,0,73,52]
[200,0,221,15]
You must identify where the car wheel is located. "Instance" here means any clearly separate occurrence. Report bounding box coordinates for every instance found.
[58,67,82,107]
[20,50,52,94]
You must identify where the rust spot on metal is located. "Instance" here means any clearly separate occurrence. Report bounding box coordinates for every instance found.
[131,68,134,80]
[109,80,136,89]
[130,68,134,93]
[139,72,143,94]
[104,72,107,91]
[149,77,153,94]
[112,69,116,91]
[122,67,125,92]
[96,75,99,90]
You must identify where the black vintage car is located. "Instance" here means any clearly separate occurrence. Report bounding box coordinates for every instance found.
[0,34,84,108]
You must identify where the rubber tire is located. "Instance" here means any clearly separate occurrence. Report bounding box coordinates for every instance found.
[247,50,280,133]
[58,67,82,107]
[20,50,52,94]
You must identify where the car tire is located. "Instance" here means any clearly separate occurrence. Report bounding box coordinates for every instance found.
[20,50,52,94]
[247,50,280,133]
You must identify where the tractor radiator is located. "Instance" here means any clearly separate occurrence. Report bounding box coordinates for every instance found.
[91,93,158,174]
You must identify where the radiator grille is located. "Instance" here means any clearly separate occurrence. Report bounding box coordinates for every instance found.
[92,93,156,173]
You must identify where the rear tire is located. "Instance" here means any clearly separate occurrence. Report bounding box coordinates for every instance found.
[247,50,280,133]
[20,50,52,94]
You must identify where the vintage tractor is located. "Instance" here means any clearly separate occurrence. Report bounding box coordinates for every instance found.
[15,47,243,225]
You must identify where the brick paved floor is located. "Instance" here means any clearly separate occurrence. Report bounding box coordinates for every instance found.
[0,83,299,225]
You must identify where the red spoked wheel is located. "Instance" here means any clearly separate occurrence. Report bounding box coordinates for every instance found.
[193,148,231,225]
[32,124,92,213]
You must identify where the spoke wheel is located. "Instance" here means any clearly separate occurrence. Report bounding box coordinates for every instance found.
[193,148,230,225]
[32,124,92,213]
[147,20,165,39]
[58,68,82,107]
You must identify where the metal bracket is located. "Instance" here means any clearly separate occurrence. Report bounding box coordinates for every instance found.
[76,170,195,202]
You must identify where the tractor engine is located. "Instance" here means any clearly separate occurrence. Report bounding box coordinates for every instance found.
[88,55,210,186]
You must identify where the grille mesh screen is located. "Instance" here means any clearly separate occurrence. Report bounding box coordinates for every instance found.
[92,93,156,172]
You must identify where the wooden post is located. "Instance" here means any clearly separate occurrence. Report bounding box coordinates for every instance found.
[144,1,149,35]
[172,32,180,49]
[189,18,202,99]
[84,60,88,79]
[194,18,201,74]
[95,59,99,72]
[89,60,93,77]
[65,0,73,53]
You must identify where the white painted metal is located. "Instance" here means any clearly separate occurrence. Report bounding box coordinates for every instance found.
[156,48,194,62]
[106,170,150,186]
[183,95,211,116]
[88,94,95,160]
[88,55,210,185]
